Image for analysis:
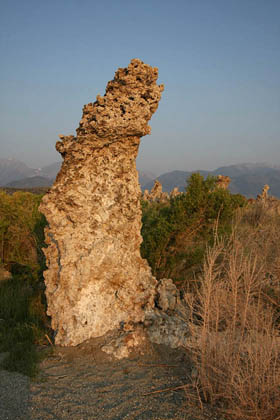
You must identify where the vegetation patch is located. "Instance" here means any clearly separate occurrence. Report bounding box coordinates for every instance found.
[0,190,50,377]
[141,173,246,286]
[185,205,280,420]
[1,178,279,420]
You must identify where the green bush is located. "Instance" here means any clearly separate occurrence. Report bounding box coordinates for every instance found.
[0,190,49,377]
[141,173,246,285]
[0,190,46,273]
[0,275,49,376]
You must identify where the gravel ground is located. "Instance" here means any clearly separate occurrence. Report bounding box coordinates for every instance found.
[0,340,224,420]
[0,369,30,420]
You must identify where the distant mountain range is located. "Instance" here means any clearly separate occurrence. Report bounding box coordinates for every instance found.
[143,164,280,198]
[0,159,38,186]
[1,159,156,190]
[0,159,62,187]
[1,159,279,198]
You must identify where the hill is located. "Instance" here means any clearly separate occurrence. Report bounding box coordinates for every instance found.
[0,159,63,186]
[0,158,37,186]
[6,176,53,188]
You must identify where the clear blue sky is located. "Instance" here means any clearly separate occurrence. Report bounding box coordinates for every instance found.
[0,0,279,175]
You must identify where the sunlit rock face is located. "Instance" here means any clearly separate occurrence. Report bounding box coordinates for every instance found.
[39,59,164,346]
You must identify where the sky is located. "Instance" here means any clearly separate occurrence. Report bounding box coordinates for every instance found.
[0,0,279,175]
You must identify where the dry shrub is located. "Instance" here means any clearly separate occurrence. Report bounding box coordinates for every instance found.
[186,206,280,420]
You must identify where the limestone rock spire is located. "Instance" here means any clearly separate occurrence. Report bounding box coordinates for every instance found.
[39,59,164,346]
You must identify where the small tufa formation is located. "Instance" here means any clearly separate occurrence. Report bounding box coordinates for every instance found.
[170,187,181,198]
[149,180,164,201]
[216,175,231,190]
[142,189,150,201]
[256,184,280,216]
[257,184,270,202]
[142,181,181,202]
[40,59,164,346]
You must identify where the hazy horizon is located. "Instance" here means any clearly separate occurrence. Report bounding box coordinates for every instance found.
[1,0,279,175]
[1,156,280,179]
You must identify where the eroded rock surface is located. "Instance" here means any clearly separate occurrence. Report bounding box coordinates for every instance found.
[40,59,164,346]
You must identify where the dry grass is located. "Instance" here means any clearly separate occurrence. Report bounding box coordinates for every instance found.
[185,204,280,420]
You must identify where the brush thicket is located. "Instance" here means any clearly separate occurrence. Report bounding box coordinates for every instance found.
[185,205,280,420]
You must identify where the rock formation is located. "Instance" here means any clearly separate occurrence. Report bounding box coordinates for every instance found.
[170,187,181,198]
[101,278,190,358]
[39,59,164,346]
[142,180,177,202]
[145,279,190,349]
[256,184,280,216]
[257,184,270,201]
[149,180,163,200]
[142,189,150,201]
[216,175,231,190]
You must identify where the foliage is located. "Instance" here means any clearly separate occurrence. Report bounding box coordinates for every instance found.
[0,190,50,377]
[141,173,246,285]
[0,277,46,376]
[0,190,47,272]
